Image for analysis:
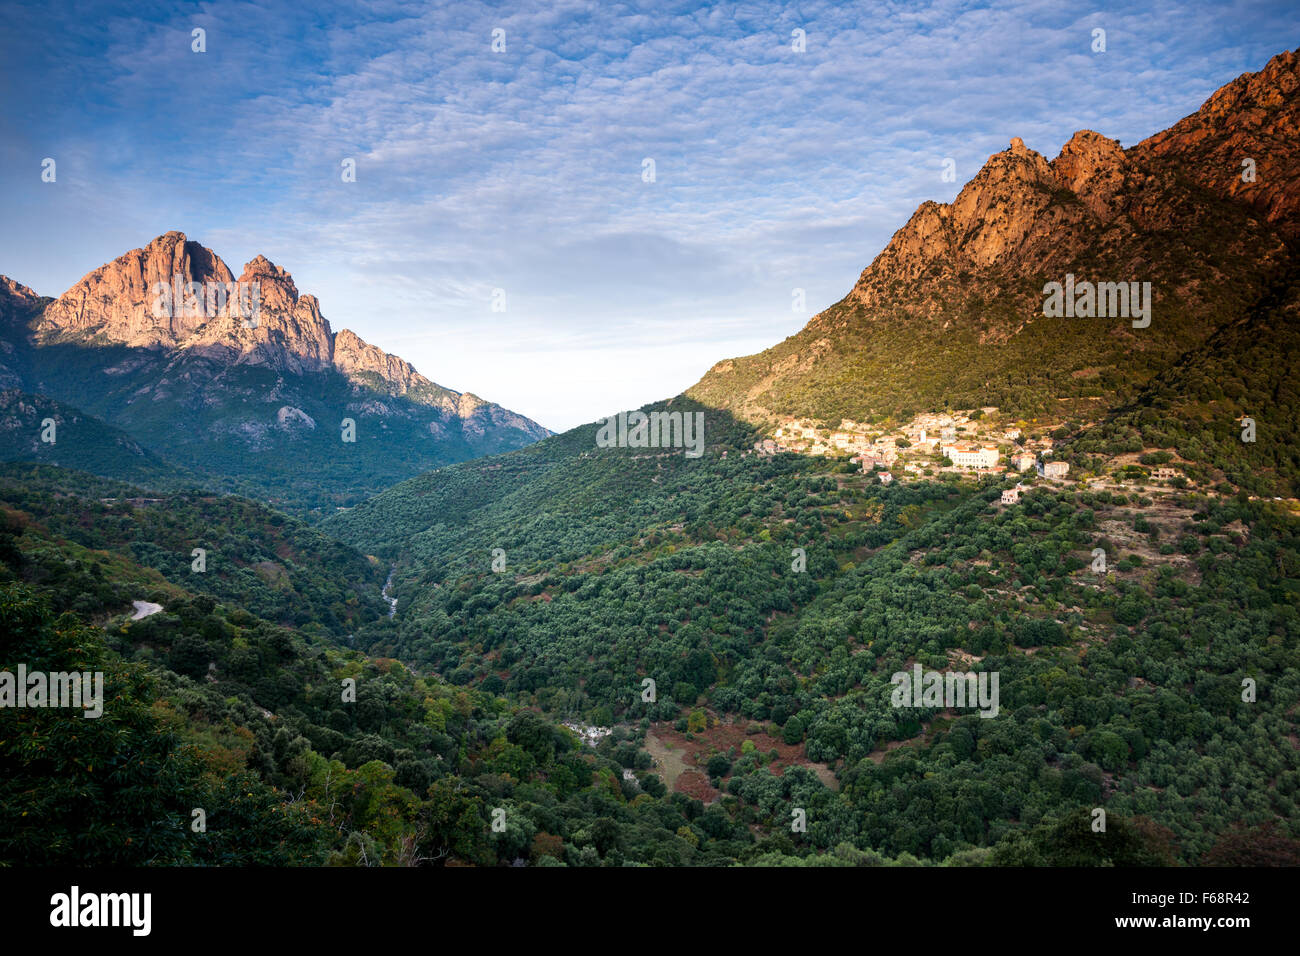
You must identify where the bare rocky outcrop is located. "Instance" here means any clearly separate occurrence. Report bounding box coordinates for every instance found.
[1049,130,1127,218]
[823,50,1299,329]
[10,232,553,453]
[845,132,1129,316]
[332,327,430,395]
[0,276,42,312]
[1132,48,1300,235]
[832,50,1299,325]
[275,405,316,430]
[34,232,235,348]
[23,232,522,418]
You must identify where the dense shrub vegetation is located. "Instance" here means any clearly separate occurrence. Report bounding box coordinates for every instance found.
[322,419,1300,865]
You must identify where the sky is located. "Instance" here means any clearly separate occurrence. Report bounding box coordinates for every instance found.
[0,0,1294,432]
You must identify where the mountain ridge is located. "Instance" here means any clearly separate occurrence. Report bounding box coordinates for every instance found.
[0,232,551,516]
[688,49,1298,437]
[24,230,519,419]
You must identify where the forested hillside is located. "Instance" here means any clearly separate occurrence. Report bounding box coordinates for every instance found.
[10,454,1294,866]
[324,419,1300,865]
[0,464,387,635]
[1067,270,1300,498]
[0,389,191,489]
[0,464,827,867]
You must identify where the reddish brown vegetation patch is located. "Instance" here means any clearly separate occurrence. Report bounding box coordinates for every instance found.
[674,771,717,801]
[648,715,838,794]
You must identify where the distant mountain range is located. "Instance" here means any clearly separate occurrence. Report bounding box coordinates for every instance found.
[0,233,550,515]
[6,54,1294,518]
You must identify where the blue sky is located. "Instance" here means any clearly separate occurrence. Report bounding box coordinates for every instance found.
[1,1,1293,431]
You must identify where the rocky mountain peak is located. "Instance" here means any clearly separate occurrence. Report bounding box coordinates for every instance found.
[844,47,1300,317]
[845,137,1060,309]
[0,276,40,302]
[1050,129,1127,217]
[690,49,1298,431]
[15,232,517,407]
[33,231,236,348]
[238,254,300,313]
[332,327,430,396]
[0,276,42,325]
[1132,48,1299,233]
[1051,130,1124,189]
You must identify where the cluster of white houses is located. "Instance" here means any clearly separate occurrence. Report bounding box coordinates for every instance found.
[746,414,1201,494]
[932,441,1069,477]
[751,411,1075,482]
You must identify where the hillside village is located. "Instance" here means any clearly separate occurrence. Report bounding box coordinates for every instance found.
[747,407,1194,493]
